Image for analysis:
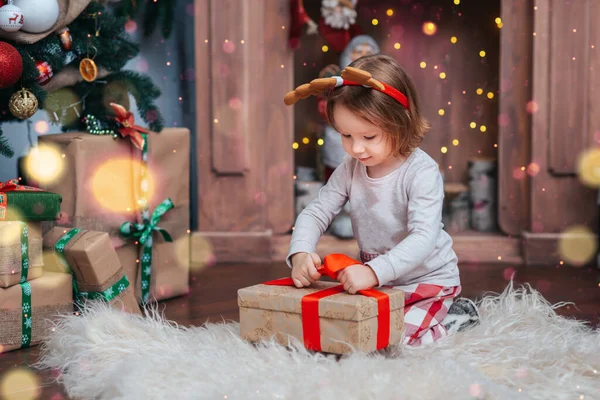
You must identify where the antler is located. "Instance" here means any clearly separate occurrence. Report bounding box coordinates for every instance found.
[341,66,385,91]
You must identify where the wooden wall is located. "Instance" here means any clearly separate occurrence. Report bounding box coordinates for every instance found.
[292,0,501,186]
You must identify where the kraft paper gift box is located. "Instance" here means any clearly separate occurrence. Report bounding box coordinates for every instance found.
[43,227,141,315]
[238,254,405,355]
[0,271,73,353]
[0,221,43,288]
[38,128,191,303]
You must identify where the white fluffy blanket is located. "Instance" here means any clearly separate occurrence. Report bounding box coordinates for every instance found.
[36,284,600,400]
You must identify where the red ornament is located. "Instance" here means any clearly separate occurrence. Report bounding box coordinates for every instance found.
[0,41,23,89]
[110,102,149,150]
[0,1,6,7]
[35,60,53,86]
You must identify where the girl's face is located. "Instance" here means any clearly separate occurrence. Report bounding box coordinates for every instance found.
[333,104,393,168]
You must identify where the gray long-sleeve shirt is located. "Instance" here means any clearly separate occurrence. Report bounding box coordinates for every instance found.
[287,148,460,288]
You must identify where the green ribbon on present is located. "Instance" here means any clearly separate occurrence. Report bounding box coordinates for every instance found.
[20,281,32,348]
[54,228,131,304]
[120,198,174,303]
[19,222,29,284]
[119,133,174,304]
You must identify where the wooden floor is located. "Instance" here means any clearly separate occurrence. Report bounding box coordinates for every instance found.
[1,261,599,399]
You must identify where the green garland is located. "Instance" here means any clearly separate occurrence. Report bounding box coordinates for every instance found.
[0,1,165,158]
[114,0,177,39]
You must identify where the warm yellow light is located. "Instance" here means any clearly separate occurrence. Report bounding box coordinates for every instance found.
[441,146,448,154]
[0,367,41,400]
[394,43,401,50]
[422,22,437,35]
[454,0,460,4]
[452,139,459,146]
[470,122,477,129]
[25,144,64,185]
[439,72,446,79]
[322,45,329,52]
[495,17,502,24]
[372,19,379,26]
[292,142,299,149]
[438,109,445,116]
[91,159,155,213]
[387,9,394,16]
[487,92,495,99]
[479,50,486,57]
[497,22,503,28]
[302,137,309,144]
[450,36,458,44]
[480,125,487,132]
[420,61,427,68]
[317,138,324,146]
[476,88,483,95]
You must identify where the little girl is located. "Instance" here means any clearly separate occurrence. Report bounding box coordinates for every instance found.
[284,54,479,346]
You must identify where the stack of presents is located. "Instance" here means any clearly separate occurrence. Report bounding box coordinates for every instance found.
[0,128,191,354]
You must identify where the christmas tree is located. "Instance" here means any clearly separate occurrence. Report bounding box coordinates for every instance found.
[0,0,170,158]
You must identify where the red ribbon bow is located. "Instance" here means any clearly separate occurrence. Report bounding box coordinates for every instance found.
[110,102,148,150]
[264,254,390,352]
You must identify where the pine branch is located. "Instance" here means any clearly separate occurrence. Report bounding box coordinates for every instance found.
[0,126,15,158]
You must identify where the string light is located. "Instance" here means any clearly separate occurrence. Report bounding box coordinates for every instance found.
[476,88,483,95]
[420,61,427,68]
[441,146,448,154]
[292,142,299,149]
[479,50,486,57]
[394,43,401,49]
[454,0,460,4]
[450,36,458,44]
[302,137,309,144]
[386,9,394,16]
[321,45,328,52]
[470,122,477,129]
[317,138,324,145]
[487,92,495,99]
[438,109,445,116]
[439,72,446,79]
[452,139,459,146]
[480,125,487,132]
[372,19,379,26]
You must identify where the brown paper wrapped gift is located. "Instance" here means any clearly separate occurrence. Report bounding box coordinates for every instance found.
[0,271,73,353]
[0,222,43,288]
[43,227,141,315]
[238,280,405,355]
[37,129,191,302]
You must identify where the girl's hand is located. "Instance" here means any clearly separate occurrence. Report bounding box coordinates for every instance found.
[337,264,379,294]
[291,252,322,288]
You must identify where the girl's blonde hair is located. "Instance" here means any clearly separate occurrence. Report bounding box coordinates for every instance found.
[325,54,430,158]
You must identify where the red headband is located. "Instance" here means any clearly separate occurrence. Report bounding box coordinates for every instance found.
[330,76,410,110]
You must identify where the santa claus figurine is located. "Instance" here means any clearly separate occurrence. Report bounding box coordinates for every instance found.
[319,0,364,52]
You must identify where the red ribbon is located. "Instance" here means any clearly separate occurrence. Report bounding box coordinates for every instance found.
[264,254,390,352]
[110,102,148,151]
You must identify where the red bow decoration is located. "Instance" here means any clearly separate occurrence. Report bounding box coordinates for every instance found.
[0,179,42,192]
[110,102,148,150]
[263,254,390,352]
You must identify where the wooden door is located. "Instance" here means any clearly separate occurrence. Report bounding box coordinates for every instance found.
[193,0,294,262]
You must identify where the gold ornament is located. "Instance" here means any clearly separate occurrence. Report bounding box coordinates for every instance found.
[9,88,38,119]
[79,58,98,82]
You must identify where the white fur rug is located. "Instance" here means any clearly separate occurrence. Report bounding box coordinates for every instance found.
[36,284,600,400]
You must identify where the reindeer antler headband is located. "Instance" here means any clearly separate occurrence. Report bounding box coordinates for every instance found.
[283,66,410,110]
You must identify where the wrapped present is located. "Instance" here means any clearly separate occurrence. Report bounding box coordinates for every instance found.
[238,255,405,355]
[0,271,73,353]
[38,128,190,304]
[0,221,43,288]
[43,227,141,315]
[0,179,62,221]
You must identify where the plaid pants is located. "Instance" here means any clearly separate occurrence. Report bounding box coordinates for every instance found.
[361,251,461,347]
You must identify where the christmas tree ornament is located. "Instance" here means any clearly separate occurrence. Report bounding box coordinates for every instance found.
[9,88,38,119]
[57,27,73,51]
[80,45,98,82]
[35,60,53,86]
[0,41,22,88]
[13,0,59,33]
[43,87,81,125]
[0,1,24,32]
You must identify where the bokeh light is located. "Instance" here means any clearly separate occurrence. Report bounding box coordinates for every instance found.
[189,234,215,271]
[450,36,458,44]
[91,159,155,213]
[577,148,600,187]
[441,146,448,154]
[25,144,64,185]
[558,225,597,267]
[0,367,41,400]
[422,22,437,35]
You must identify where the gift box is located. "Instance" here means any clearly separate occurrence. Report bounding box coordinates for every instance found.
[0,271,73,353]
[238,280,404,354]
[43,227,141,315]
[38,129,191,303]
[0,221,43,288]
[0,179,62,221]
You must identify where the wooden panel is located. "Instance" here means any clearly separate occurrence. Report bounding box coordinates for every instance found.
[191,231,272,263]
[498,0,533,236]
[271,232,522,264]
[531,0,598,233]
[210,0,251,174]
[264,0,295,234]
[548,0,591,174]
